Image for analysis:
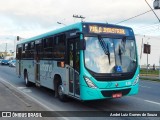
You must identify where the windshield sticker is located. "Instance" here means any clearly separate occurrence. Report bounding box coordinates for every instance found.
[115,66,122,72]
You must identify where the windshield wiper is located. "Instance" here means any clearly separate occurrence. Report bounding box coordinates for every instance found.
[118,37,126,65]
[98,36,111,65]
[118,45,122,65]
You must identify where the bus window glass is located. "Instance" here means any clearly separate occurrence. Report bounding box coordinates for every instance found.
[31,42,35,49]
[53,34,66,59]
[43,37,53,59]
[114,39,136,72]
[36,41,43,59]
[84,37,137,73]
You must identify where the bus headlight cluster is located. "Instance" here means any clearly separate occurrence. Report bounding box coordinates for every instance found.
[84,76,97,89]
[132,74,139,85]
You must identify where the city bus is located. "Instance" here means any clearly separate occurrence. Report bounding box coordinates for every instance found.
[16,22,139,101]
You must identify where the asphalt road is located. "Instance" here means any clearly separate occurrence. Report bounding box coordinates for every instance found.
[0,65,160,120]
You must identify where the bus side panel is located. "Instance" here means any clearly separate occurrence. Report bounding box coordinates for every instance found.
[27,60,35,83]
[20,60,35,83]
[39,61,68,92]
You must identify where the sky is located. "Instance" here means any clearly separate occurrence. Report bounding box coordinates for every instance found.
[0,0,160,65]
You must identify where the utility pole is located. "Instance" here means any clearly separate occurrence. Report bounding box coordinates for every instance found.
[73,14,85,22]
[147,42,149,75]
[140,37,144,60]
[5,43,7,56]
[143,37,151,76]
[140,37,143,69]
[159,56,160,80]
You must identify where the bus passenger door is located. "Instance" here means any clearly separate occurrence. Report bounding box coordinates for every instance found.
[34,42,41,86]
[68,38,80,98]
[17,47,22,77]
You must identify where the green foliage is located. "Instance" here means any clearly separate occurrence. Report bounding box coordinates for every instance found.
[140,69,159,75]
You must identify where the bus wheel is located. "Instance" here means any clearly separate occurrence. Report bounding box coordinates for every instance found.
[57,82,68,102]
[24,72,31,87]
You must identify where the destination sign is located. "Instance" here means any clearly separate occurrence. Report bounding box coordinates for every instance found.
[89,25,126,35]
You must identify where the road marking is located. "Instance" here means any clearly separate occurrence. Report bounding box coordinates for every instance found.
[17,87,27,89]
[139,85,151,89]
[0,78,69,120]
[17,87,32,93]
[144,100,160,106]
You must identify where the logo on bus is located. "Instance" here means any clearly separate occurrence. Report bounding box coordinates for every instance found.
[115,83,119,87]
[40,64,53,72]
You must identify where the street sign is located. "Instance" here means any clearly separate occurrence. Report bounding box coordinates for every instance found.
[143,44,151,54]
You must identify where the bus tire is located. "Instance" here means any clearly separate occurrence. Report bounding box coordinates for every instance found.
[57,81,68,102]
[24,72,31,87]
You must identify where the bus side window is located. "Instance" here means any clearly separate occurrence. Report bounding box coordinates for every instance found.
[22,44,25,59]
[31,42,35,58]
[36,41,43,60]
[26,43,31,58]
[53,34,66,59]
[43,37,53,59]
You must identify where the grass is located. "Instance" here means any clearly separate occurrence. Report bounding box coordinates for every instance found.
[140,69,160,82]
[140,69,159,76]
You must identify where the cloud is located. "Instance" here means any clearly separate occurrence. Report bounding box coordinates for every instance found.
[0,0,159,38]
[0,0,159,65]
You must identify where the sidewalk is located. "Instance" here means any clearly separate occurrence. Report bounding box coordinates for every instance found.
[0,80,58,120]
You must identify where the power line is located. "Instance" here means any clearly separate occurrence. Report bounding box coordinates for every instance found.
[116,10,152,24]
[134,22,160,31]
[124,21,160,36]
[135,34,160,38]
[135,26,160,35]
[135,25,160,33]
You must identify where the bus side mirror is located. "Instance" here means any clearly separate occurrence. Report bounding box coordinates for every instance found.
[75,31,86,50]
[79,39,86,50]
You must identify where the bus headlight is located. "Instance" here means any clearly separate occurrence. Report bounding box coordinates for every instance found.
[84,76,97,89]
[132,74,139,85]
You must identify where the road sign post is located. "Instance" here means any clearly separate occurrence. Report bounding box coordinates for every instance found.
[159,56,160,80]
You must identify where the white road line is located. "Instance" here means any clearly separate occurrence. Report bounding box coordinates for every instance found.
[0,78,69,120]
[144,100,160,106]
[139,85,151,89]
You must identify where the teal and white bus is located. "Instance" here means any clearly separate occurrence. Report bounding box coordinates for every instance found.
[16,22,139,101]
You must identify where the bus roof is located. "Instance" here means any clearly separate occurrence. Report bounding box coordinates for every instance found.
[17,22,133,45]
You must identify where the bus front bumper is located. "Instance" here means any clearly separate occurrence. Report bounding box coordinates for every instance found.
[80,84,139,101]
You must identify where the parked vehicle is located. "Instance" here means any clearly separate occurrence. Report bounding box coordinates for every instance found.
[1,56,14,65]
[9,60,16,67]
[1,59,10,65]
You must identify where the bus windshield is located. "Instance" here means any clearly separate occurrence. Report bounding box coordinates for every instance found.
[84,36,137,74]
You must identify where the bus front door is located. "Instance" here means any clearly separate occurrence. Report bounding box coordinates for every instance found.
[34,43,40,86]
[68,39,80,98]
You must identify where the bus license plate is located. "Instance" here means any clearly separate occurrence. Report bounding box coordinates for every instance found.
[112,93,122,98]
